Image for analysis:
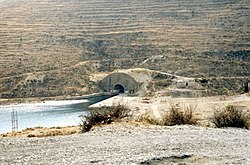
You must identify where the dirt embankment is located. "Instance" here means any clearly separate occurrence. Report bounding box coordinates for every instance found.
[0,126,80,138]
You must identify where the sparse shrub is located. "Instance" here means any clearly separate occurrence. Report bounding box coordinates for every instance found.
[80,104,130,132]
[137,113,161,125]
[144,117,160,125]
[162,104,197,126]
[212,105,249,129]
[27,134,36,137]
[137,103,197,126]
[154,79,173,90]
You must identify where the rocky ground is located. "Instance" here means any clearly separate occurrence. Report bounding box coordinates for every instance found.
[1,94,250,164]
[0,123,249,164]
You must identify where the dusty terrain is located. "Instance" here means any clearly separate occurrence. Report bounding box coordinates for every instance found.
[90,94,250,127]
[0,0,249,163]
[0,0,249,98]
[0,94,250,164]
[0,123,250,164]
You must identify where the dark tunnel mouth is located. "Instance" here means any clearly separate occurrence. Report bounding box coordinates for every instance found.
[114,84,125,93]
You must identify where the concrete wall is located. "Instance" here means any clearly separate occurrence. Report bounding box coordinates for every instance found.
[98,73,140,93]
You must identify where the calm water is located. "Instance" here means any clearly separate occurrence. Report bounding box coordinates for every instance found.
[0,96,108,134]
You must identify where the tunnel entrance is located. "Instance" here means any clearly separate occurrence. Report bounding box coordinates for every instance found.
[244,81,249,93]
[98,72,139,93]
[114,84,125,93]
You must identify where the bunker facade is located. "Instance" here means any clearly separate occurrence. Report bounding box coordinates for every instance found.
[98,73,140,93]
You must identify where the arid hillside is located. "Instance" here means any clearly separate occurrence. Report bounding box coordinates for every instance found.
[0,0,249,98]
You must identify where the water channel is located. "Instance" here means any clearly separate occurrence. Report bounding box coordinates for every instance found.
[0,96,109,134]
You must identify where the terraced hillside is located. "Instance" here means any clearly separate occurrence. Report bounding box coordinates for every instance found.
[0,0,249,98]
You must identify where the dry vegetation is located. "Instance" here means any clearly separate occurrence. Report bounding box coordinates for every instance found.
[138,103,197,126]
[80,104,130,132]
[0,126,80,138]
[213,105,250,129]
[162,104,197,126]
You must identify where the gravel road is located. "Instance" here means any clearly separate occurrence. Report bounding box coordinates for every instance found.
[0,123,250,164]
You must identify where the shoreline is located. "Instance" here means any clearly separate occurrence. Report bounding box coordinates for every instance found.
[0,92,119,135]
[0,92,118,106]
[1,94,249,138]
[0,94,249,164]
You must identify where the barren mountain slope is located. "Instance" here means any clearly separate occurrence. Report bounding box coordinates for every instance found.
[0,0,249,97]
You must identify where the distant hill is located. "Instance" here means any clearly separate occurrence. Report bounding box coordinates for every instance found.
[0,0,249,98]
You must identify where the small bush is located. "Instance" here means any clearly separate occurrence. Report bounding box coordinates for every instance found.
[137,103,197,126]
[162,104,197,126]
[137,114,161,125]
[212,105,249,129]
[80,104,130,132]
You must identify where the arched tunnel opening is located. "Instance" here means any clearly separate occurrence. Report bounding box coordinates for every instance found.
[98,72,139,94]
[244,81,249,93]
[114,84,125,93]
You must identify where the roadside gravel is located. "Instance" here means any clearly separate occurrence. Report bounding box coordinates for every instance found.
[0,123,249,164]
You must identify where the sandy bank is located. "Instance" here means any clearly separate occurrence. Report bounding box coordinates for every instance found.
[90,94,250,126]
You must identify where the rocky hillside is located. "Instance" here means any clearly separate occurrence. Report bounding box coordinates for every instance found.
[0,0,249,98]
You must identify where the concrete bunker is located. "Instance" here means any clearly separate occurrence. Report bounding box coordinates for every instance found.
[98,72,140,94]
